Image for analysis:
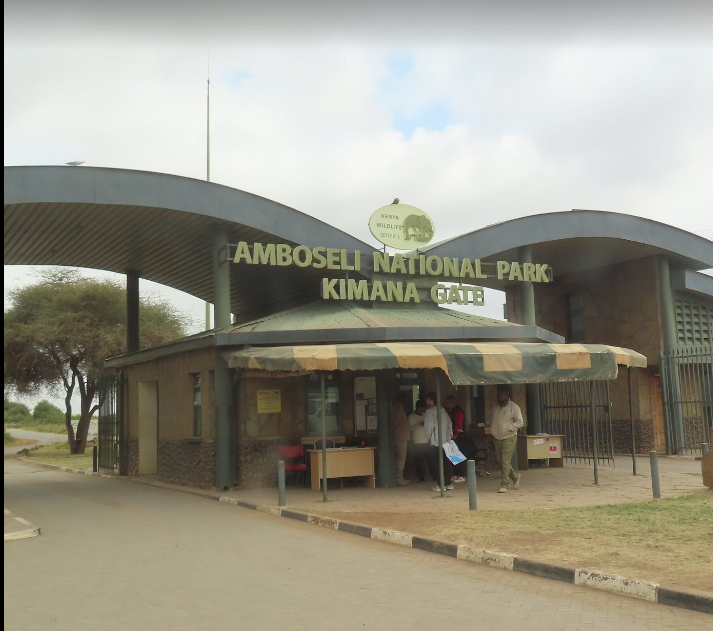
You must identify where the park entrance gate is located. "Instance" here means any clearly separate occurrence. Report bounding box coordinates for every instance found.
[661,345,712,455]
[539,380,615,467]
[97,374,126,473]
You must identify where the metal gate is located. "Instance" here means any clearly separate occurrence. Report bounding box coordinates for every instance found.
[539,380,615,467]
[660,345,713,455]
[98,374,123,473]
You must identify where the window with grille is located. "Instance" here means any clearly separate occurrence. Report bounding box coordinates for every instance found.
[675,298,712,346]
[192,374,202,437]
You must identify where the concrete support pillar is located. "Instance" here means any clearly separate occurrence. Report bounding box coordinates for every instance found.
[212,227,231,329]
[657,256,684,454]
[657,256,678,351]
[126,270,140,353]
[518,246,536,327]
[214,355,235,490]
[518,246,543,434]
[376,371,396,488]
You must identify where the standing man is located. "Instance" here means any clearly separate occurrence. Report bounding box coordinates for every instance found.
[424,391,454,492]
[408,399,429,482]
[392,393,410,486]
[490,385,523,493]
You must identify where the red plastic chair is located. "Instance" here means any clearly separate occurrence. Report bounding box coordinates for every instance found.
[277,444,308,487]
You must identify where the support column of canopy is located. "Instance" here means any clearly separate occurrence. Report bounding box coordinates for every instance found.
[213,226,236,489]
[126,270,140,353]
[376,371,396,488]
[213,227,232,329]
[657,256,684,454]
[518,246,543,434]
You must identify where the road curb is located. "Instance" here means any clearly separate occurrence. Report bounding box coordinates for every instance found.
[4,509,41,541]
[17,459,712,614]
[222,498,713,615]
[4,526,41,541]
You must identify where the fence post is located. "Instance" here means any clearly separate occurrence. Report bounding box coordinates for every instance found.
[649,451,661,499]
[277,460,286,507]
[590,381,599,486]
[467,460,477,510]
[628,367,637,476]
[92,445,98,473]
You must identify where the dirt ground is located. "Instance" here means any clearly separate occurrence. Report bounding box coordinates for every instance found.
[224,455,712,593]
[322,490,713,593]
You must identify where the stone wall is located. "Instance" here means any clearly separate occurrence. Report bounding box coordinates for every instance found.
[611,418,654,455]
[127,439,139,477]
[506,256,663,366]
[236,437,285,488]
[157,439,216,489]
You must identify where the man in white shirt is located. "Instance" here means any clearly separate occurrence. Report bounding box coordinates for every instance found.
[424,391,454,491]
[408,399,429,482]
[490,385,524,494]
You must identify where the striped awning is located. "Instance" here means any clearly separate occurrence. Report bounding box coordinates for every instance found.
[222,342,647,385]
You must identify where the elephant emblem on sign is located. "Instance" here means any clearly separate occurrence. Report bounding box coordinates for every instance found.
[403,214,434,242]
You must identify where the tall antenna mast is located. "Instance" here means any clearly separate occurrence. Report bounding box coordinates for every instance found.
[206,75,211,183]
[205,55,212,330]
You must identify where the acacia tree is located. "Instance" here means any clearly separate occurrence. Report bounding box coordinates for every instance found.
[4,270,187,453]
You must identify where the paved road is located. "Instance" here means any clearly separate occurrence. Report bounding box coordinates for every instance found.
[3,428,66,457]
[4,460,710,631]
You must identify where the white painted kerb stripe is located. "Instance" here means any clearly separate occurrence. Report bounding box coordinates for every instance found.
[371,528,413,547]
[574,569,658,601]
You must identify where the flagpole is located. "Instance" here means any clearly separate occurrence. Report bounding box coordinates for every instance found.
[205,60,212,331]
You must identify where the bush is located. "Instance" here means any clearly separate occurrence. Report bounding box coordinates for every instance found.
[33,400,65,424]
[4,429,14,444]
[4,399,32,425]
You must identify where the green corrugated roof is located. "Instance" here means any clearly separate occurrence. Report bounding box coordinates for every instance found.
[227,301,519,333]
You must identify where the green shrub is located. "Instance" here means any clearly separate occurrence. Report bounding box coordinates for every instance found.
[4,429,14,444]
[4,399,32,425]
[32,400,65,424]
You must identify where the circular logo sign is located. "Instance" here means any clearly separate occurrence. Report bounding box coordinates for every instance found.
[368,204,435,250]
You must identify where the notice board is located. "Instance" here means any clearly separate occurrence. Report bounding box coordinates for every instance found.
[354,376,378,434]
[257,389,281,414]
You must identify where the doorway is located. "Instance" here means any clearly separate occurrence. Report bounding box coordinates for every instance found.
[138,381,158,475]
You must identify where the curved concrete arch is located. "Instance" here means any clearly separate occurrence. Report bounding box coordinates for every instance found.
[4,165,370,251]
[424,209,713,279]
[4,166,375,319]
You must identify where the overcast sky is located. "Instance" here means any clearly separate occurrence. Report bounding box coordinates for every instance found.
[4,1,713,407]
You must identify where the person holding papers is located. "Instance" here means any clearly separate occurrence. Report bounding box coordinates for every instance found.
[424,391,454,492]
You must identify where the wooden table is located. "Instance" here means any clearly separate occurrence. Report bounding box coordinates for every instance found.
[307,447,376,492]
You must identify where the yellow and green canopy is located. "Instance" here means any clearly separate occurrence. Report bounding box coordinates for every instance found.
[222,342,646,385]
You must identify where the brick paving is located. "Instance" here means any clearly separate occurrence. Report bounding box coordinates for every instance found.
[4,459,711,630]
[220,454,706,515]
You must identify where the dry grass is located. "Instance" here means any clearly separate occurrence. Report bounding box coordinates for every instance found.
[325,492,713,592]
[25,441,94,471]
[434,493,713,586]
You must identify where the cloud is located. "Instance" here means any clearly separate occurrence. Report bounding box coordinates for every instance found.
[5,24,712,410]
[4,1,713,46]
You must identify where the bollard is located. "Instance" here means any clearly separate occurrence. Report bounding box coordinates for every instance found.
[467,460,477,510]
[702,443,710,456]
[277,460,286,507]
[92,445,98,473]
[649,451,661,499]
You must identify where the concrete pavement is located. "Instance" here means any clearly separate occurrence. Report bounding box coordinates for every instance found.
[3,459,711,630]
